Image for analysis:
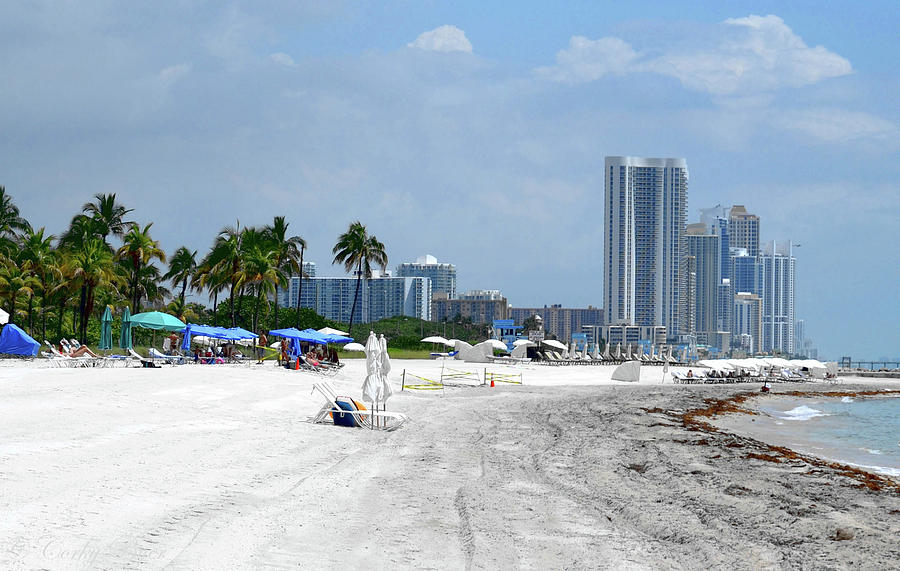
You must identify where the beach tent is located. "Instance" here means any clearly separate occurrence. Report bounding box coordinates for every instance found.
[0,324,40,356]
[130,311,185,331]
[611,360,641,382]
[452,340,492,363]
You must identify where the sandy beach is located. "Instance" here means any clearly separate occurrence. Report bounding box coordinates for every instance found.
[2,360,899,569]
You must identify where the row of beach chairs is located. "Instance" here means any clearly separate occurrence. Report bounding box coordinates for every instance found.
[536,350,682,367]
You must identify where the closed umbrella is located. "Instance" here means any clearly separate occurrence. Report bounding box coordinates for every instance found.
[378,334,393,403]
[361,331,381,405]
[98,306,113,350]
[119,307,133,350]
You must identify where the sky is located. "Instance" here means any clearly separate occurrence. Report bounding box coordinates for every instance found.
[1,1,898,360]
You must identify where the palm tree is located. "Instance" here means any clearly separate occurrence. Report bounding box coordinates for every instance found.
[332,221,388,336]
[116,223,166,313]
[0,186,31,256]
[163,246,198,306]
[67,238,120,342]
[0,261,39,325]
[263,216,305,329]
[82,193,133,244]
[243,244,283,332]
[18,227,58,336]
[204,224,244,327]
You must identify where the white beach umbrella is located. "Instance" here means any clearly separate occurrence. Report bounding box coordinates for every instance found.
[615,343,622,360]
[378,334,393,403]
[421,335,452,346]
[0,307,8,325]
[484,339,509,351]
[361,331,381,404]
[603,343,610,359]
[513,339,535,347]
[318,327,350,337]
[542,339,566,351]
[343,342,366,352]
[591,343,600,360]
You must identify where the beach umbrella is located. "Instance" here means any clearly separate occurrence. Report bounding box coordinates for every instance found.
[512,339,534,347]
[615,343,622,360]
[421,335,451,346]
[118,306,133,350]
[378,334,393,403]
[130,311,186,331]
[0,307,8,325]
[343,342,366,352]
[181,323,193,351]
[361,331,381,404]
[602,343,610,359]
[318,327,350,337]
[98,306,113,351]
[484,338,508,351]
[591,343,600,360]
[542,339,567,351]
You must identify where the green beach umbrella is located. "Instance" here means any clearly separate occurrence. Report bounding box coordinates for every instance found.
[129,311,186,331]
[98,306,113,350]
[119,306,133,350]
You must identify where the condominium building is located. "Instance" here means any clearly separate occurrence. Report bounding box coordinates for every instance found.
[603,156,688,338]
[685,223,719,342]
[729,205,760,257]
[730,249,762,296]
[431,290,508,324]
[760,241,796,354]
[396,255,457,299]
[277,264,431,323]
[733,292,763,354]
[508,305,604,343]
[277,262,318,310]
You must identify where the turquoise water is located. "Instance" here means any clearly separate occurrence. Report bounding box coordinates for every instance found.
[758,395,900,478]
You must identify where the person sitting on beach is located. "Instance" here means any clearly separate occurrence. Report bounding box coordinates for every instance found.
[686,369,693,378]
[62,343,101,358]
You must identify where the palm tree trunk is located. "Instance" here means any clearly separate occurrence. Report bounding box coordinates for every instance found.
[212,290,219,327]
[9,293,16,325]
[348,260,362,336]
[253,286,262,332]
[58,298,65,341]
[229,280,237,328]
[27,294,33,333]
[273,278,281,330]
[295,245,305,328]
[76,286,85,337]
[180,277,188,306]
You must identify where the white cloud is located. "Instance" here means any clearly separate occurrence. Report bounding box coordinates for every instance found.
[538,15,852,95]
[408,25,473,53]
[770,107,897,143]
[268,52,296,67]
[158,63,191,84]
[535,36,637,82]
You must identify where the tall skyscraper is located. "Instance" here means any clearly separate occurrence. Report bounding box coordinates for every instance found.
[397,255,457,299]
[761,241,796,355]
[729,205,760,257]
[603,156,688,338]
[685,223,720,342]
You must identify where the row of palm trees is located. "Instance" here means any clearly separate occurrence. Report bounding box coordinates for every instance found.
[0,186,388,345]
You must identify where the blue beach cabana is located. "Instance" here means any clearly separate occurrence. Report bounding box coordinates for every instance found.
[0,324,40,357]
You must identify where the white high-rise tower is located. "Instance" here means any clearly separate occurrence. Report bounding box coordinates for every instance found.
[603,156,688,338]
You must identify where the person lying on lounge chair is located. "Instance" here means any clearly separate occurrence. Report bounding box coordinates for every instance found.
[62,344,100,358]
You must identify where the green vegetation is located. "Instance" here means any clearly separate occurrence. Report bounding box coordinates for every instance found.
[0,187,498,351]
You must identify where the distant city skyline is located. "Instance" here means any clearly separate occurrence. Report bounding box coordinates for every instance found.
[3,2,898,359]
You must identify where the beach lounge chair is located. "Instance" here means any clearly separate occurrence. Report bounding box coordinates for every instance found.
[149,347,185,364]
[129,348,161,368]
[310,382,408,431]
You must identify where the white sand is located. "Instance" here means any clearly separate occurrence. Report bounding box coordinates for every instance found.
[1,360,898,569]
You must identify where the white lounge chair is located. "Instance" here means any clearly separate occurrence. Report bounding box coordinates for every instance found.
[149,347,185,364]
[310,382,407,431]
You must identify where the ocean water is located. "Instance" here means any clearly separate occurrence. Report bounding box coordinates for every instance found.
[757,395,900,478]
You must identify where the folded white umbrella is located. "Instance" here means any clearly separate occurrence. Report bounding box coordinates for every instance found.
[362,332,381,404]
[378,334,393,403]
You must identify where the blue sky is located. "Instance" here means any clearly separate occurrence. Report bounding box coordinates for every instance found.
[1,1,898,359]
